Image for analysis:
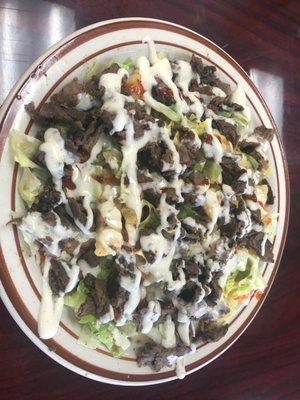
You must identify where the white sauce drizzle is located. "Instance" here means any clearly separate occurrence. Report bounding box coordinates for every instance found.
[38,259,64,339]
[19,211,77,257]
[141,300,161,334]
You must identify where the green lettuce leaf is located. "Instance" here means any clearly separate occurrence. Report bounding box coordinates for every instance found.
[177,205,200,223]
[85,61,102,81]
[245,154,259,170]
[182,117,206,136]
[234,112,249,128]
[78,317,127,357]
[224,254,265,304]
[11,131,41,168]
[119,57,134,71]
[101,146,123,172]
[202,160,222,182]
[97,256,117,284]
[18,167,42,207]
[64,281,88,311]
[139,200,160,230]
[143,92,181,123]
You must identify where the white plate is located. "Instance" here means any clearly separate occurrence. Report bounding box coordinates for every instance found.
[0,18,289,385]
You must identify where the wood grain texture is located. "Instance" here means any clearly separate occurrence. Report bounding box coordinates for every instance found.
[0,0,299,399]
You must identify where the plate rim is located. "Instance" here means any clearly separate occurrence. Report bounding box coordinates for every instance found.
[0,17,290,386]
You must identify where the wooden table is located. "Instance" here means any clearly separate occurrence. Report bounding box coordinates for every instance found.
[0,1,299,399]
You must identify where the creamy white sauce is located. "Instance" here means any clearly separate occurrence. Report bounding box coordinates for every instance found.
[174,60,204,120]
[19,211,77,257]
[175,357,186,379]
[99,68,130,133]
[202,134,223,163]
[177,321,190,345]
[260,233,268,257]
[161,315,176,348]
[141,300,161,334]
[203,189,221,234]
[38,259,64,339]
[40,128,75,180]
[137,55,188,116]
[117,267,142,325]
[76,92,94,111]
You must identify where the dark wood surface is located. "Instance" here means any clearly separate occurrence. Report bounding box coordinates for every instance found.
[0,1,299,399]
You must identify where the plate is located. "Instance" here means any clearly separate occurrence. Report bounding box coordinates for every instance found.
[0,18,289,385]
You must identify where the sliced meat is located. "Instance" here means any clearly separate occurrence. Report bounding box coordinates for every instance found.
[239,140,260,154]
[190,55,231,95]
[137,170,153,184]
[51,78,83,107]
[77,273,110,317]
[59,238,79,255]
[78,239,102,268]
[196,320,228,343]
[62,164,76,190]
[244,232,274,262]
[161,187,178,204]
[205,280,222,305]
[151,79,175,106]
[54,204,74,229]
[25,102,87,131]
[261,179,275,205]
[212,119,238,147]
[184,260,200,278]
[178,281,203,303]
[221,156,246,187]
[102,63,120,75]
[177,145,190,164]
[220,219,245,243]
[41,212,57,226]
[31,185,61,213]
[48,259,70,295]
[68,197,88,225]
[254,125,274,142]
[137,342,189,372]
[84,77,105,102]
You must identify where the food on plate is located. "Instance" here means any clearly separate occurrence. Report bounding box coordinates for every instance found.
[11,38,276,378]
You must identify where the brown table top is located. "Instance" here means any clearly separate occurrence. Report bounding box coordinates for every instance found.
[0,1,299,399]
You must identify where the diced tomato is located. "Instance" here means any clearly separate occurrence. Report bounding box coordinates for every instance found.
[126,80,145,99]
[255,290,263,300]
[141,272,150,280]
[233,292,251,303]
[264,216,272,226]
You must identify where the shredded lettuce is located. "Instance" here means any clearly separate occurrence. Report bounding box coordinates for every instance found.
[244,153,259,170]
[119,57,134,71]
[78,324,100,349]
[85,57,134,82]
[157,51,166,60]
[143,92,181,122]
[64,281,88,311]
[194,162,205,172]
[18,167,42,207]
[101,146,123,172]
[178,205,200,223]
[234,112,249,128]
[78,317,127,357]
[85,61,102,81]
[97,256,117,283]
[182,116,206,136]
[139,200,160,230]
[224,254,265,308]
[202,160,222,182]
[218,111,231,118]
[11,131,41,168]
